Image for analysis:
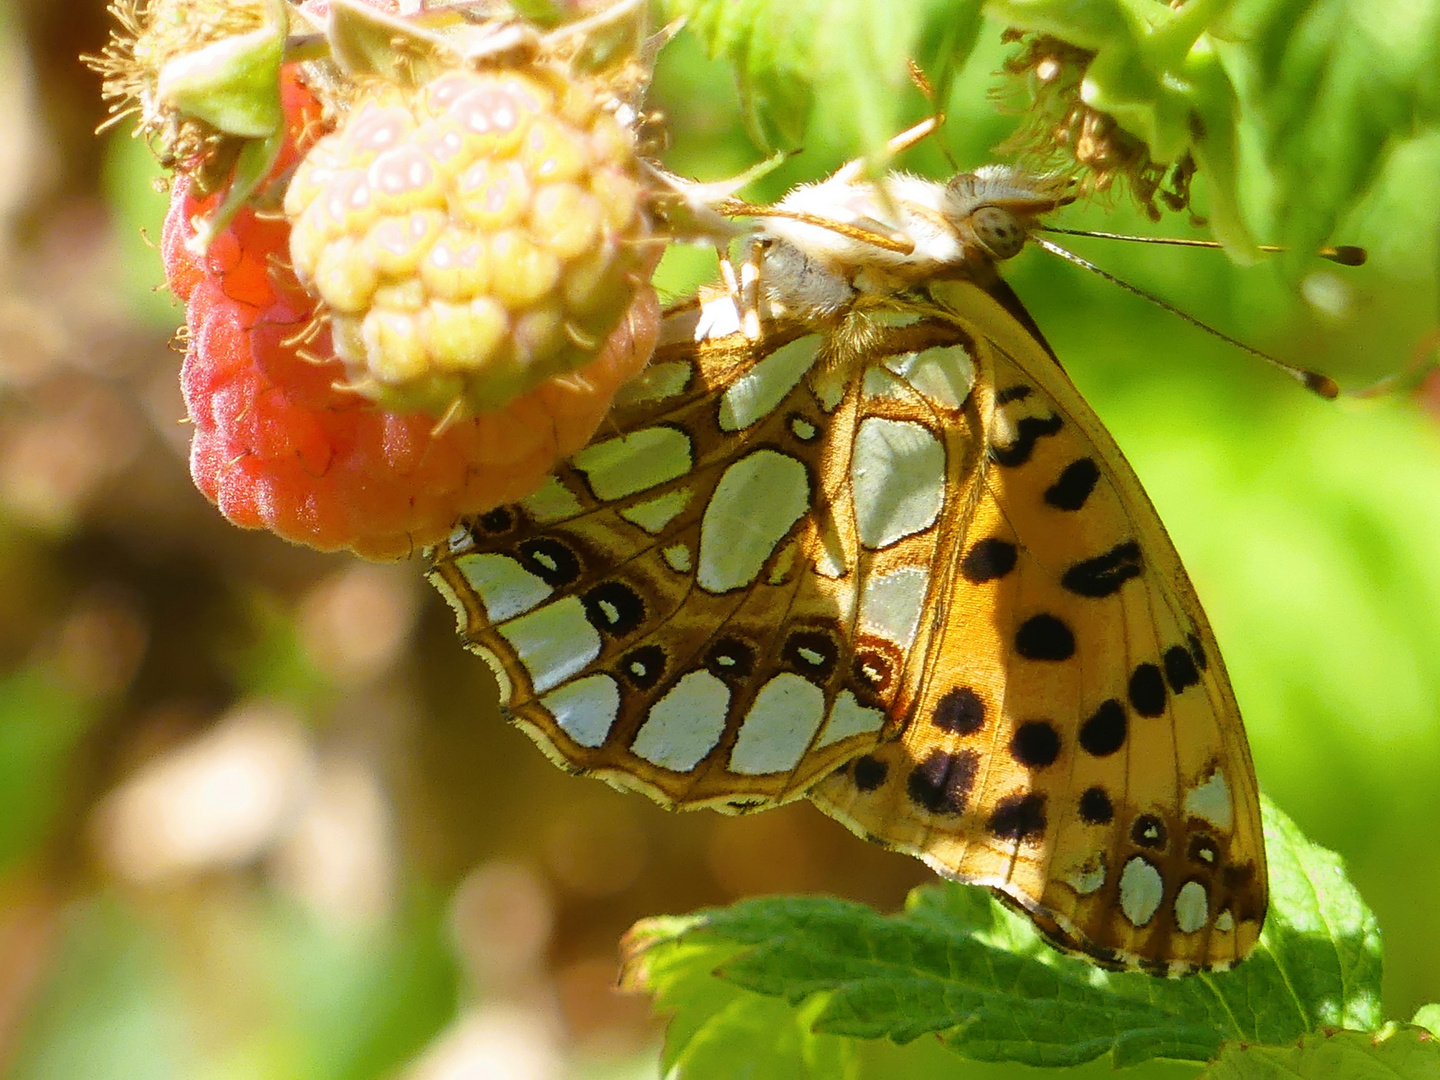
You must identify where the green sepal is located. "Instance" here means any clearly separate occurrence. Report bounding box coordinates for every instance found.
[154,0,287,139]
[183,128,285,257]
[325,0,460,88]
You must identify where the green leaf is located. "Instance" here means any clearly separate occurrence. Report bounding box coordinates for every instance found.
[620,799,1381,1071]
[987,0,1440,266]
[1413,1005,1440,1038]
[1200,1025,1440,1079]
[668,0,1440,266]
[621,918,859,1079]
[659,0,984,153]
[1217,0,1440,266]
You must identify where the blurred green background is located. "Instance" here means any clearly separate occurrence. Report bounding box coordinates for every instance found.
[1,2,1438,1077]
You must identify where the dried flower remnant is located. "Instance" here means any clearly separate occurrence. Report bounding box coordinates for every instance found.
[999,30,1196,222]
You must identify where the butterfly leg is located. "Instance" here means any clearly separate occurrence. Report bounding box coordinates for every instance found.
[715,238,768,342]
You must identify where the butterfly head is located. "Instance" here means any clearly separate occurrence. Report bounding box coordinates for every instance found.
[942,165,1075,263]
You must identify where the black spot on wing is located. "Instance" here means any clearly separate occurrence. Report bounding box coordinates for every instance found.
[987,792,1047,842]
[991,413,1063,468]
[906,750,979,815]
[1131,813,1168,850]
[620,644,665,689]
[1188,835,1219,866]
[961,538,1018,583]
[852,640,901,700]
[1129,663,1167,717]
[1079,699,1127,757]
[1061,541,1143,598]
[1010,720,1061,768]
[932,686,986,735]
[783,629,839,680]
[1078,786,1114,825]
[1187,632,1209,671]
[478,507,517,534]
[1165,644,1201,692]
[706,638,755,682]
[1015,614,1075,661]
[1044,457,1101,511]
[582,580,645,636]
[518,537,582,587]
[852,755,888,792]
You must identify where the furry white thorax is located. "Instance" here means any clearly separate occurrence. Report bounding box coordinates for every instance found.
[757,164,1068,319]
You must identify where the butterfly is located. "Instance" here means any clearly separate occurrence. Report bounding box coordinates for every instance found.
[426,143,1268,975]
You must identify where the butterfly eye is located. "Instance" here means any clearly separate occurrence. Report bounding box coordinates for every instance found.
[972,205,1027,261]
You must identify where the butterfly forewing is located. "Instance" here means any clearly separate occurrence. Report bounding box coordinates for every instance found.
[809,281,1266,972]
[429,303,985,811]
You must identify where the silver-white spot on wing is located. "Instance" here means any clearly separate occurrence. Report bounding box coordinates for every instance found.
[718,337,818,432]
[611,360,693,408]
[571,427,692,501]
[520,477,584,524]
[861,365,909,401]
[1062,851,1107,896]
[884,344,974,409]
[858,565,928,650]
[814,690,885,749]
[810,365,846,412]
[662,543,692,573]
[621,488,693,534]
[810,519,847,580]
[851,417,945,549]
[497,597,602,695]
[1119,855,1165,928]
[728,673,826,775]
[1174,880,1210,934]
[453,553,552,622]
[631,670,731,771]
[1183,768,1234,831]
[541,674,621,748]
[698,450,810,593]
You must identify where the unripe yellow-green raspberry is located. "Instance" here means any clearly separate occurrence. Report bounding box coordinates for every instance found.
[284,65,649,418]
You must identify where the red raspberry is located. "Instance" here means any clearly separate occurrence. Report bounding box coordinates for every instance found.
[165,72,659,559]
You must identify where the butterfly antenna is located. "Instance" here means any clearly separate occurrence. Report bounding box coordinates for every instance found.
[1032,236,1341,400]
[1039,226,1368,267]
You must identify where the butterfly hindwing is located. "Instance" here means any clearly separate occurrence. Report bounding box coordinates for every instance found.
[428,304,987,811]
[810,281,1266,972]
